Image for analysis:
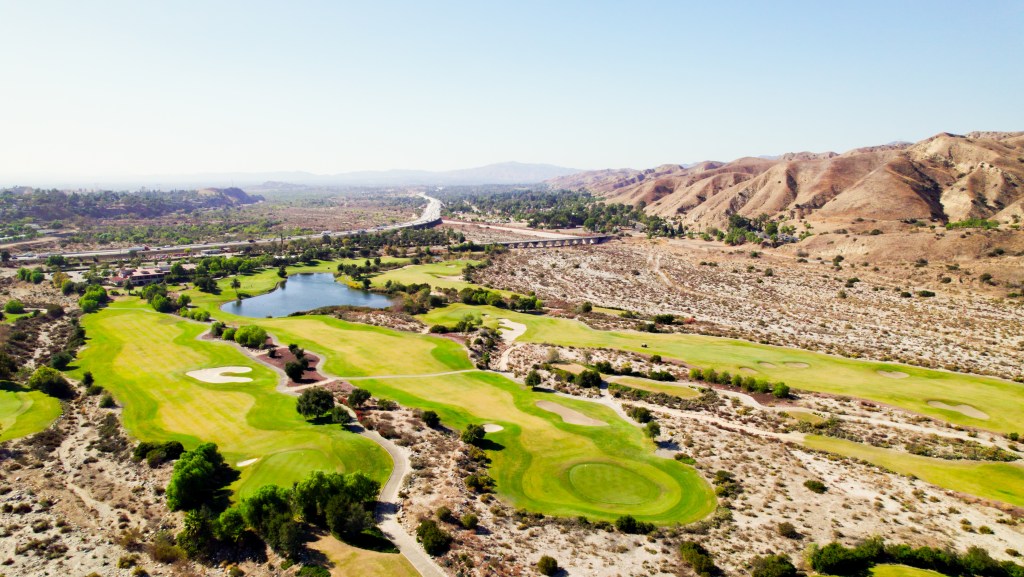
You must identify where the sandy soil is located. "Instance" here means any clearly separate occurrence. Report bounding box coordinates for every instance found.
[536,400,608,426]
[185,365,253,383]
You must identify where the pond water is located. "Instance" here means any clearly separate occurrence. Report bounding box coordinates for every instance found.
[221,273,395,318]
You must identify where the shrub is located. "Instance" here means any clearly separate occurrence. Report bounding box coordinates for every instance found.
[347,388,371,407]
[615,515,654,535]
[461,423,485,445]
[284,361,305,382]
[421,410,440,428]
[777,522,799,538]
[627,406,652,423]
[644,421,661,438]
[804,479,827,494]
[296,387,334,419]
[28,366,75,399]
[100,394,116,408]
[751,554,797,577]
[416,519,452,556]
[575,369,602,388]
[537,555,559,576]
[460,513,479,530]
[4,299,25,314]
[48,350,73,370]
[525,369,541,389]
[221,327,236,341]
[234,325,267,349]
[772,383,790,398]
[679,541,718,577]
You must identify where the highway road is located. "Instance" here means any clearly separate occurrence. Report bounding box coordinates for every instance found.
[15,193,442,262]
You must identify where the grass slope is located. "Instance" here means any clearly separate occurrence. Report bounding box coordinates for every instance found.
[366,260,484,292]
[804,435,1024,508]
[70,301,391,498]
[311,535,420,577]
[0,386,61,442]
[610,376,700,399]
[420,304,1024,434]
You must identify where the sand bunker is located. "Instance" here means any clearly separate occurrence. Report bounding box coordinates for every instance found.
[758,362,777,368]
[237,458,259,467]
[186,366,253,383]
[498,319,527,343]
[784,362,810,368]
[483,423,504,433]
[927,401,989,420]
[877,370,908,379]
[536,400,607,426]
[739,367,758,374]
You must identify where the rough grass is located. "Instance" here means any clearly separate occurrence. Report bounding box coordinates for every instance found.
[310,534,419,577]
[366,260,485,292]
[804,435,1024,508]
[870,565,947,577]
[0,386,61,442]
[70,301,391,498]
[784,410,826,425]
[419,304,1024,434]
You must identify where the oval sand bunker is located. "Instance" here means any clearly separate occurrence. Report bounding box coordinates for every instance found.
[877,370,908,379]
[536,401,607,426]
[927,401,989,420]
[186,366,253,384]
[483,423,504,433]
[758,362,777,368]
[784,362,810,369]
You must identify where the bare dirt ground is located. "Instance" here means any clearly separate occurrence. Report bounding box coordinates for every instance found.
[478,237,1024,380]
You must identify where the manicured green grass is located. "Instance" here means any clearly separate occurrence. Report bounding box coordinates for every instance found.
[870,565,947,577]
[70,301,391,499]
[804,435,1024,508]
[259,315,473,377]
[367,260,483,292]
[610,376,700,399]
[419,304,1024,434]
[0,386,61,442]
[261,316,714,523]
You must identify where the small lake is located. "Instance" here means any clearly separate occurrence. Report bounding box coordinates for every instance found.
[221,273,395,318]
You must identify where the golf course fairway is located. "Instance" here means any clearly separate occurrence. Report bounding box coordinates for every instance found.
[70,301,391,498]
[259,316,716,523]
[419,304,1024,435]
[804,435,1024,508]
[0,386,61,442]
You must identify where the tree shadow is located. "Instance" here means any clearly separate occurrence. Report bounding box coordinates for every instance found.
[474,438,505,452]
[657,439,681,452]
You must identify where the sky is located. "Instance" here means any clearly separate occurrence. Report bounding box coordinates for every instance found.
[1,0,1022,183]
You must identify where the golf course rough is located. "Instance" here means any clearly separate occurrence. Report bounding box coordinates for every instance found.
[70,301,392,499]
[259,317,716,524]
[0,387,61,442]
[419,303,1024,435]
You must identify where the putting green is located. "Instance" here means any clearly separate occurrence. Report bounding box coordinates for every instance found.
[804,435,1024,508]
[419,304,1024,435]
[70,301,391,498]
[0,387,61,442]
[567,462,661,505]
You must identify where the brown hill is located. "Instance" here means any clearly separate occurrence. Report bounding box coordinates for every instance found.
[546,132,1024,226]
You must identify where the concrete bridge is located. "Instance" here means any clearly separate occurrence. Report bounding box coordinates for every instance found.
[496,235,613,249]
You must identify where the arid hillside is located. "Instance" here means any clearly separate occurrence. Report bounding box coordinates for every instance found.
[547,132,1024,227]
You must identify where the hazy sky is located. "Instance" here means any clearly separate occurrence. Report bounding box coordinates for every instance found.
[1,0,1022,181]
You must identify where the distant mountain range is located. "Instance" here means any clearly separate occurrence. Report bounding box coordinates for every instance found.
[10,162,580,189]
[546,131,1024,226]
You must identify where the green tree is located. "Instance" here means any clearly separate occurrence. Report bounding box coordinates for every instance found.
[28,366,75,398]
[575,369,602,388]
[234,325,267,349]
[296,387,334,419]
[347,388,371,407]
[416,519,452,556]
[461,423,485,445]
[644,420,661,438]
[177,509,215,559]
[166,443,228,511]
[284,360,306,382]
[421,410,440,428]
[525,369,541,389]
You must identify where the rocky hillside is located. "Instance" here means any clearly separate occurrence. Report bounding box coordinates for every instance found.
[547,132,1024,226]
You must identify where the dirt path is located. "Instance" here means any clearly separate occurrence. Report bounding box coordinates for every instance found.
[496,318,527,371]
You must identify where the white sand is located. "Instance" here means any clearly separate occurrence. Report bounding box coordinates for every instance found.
[186,366,253,384]
[877,370,909,379]
[784,362,810,368]
[236,458,259,467]
[498,319,528,343]
[483,424,504,433]
[536,400,607,426]
[927,401,989,420]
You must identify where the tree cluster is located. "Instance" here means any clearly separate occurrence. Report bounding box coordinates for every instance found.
[810,538,1024,577]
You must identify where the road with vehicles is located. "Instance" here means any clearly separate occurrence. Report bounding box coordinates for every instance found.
[14,193,442,262]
